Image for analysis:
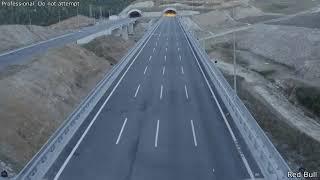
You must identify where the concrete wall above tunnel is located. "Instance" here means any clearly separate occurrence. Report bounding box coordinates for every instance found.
[127,9,143,18]
[163,7,177,16]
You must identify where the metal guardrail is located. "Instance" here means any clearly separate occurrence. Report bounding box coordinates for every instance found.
[179,18,292,180]
[14,18,161,180]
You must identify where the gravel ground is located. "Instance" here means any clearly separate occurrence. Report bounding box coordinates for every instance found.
[185,0,320,170]
[238,14,282,24]
[0,25,62,53]
[268,12,320,29]
[235,24,320,84]
[249,0,320,14]
[0,15,95,53]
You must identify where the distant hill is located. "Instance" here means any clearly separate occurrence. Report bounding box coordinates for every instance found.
[0,0,135,26]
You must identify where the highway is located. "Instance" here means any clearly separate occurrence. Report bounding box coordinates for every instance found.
[0,18,133,70]
[51,17,264,180]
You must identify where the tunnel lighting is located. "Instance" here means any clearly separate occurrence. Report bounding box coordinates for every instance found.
[164,10,177,17]
[165,13,176,17]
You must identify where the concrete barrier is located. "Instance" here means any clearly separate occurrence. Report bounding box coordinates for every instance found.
[179,17,295,180]
[77,19,136,44]
[14,19,161,180]
[77,29,112,44]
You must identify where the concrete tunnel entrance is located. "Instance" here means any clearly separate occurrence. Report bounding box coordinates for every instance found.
[163,8,177,17]
[128,9,142,18]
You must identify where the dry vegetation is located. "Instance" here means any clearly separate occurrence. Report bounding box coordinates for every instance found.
[185,0,320,172]
[0,25,62,53]
[49,15,95,31]
[0,15,95,54]
[1,0,320,176]
[0,33,140,176]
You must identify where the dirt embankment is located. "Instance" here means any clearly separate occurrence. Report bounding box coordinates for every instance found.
[0,25,62,53]
[49,15,95,31]
[185,0,320,172]
[208,42,320,171]
[0,32,138,176]
[0,15,95,54]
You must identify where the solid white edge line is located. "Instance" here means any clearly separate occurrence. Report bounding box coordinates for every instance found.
[155,120,160,147]
[160,85,163,100]
[162,66,166,75]
[0,32,74,57]
[53,20,161,180]
[185,85,189,99]
[179,19,255,180]
[144,66,148,75]
[116,118,128,144]
[134,84,141,98]
[190,120,198,147]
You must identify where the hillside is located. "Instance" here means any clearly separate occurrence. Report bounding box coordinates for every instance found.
[184,0,320,171]
[0,0,135,26]
[0,34,137,175]
[0,15,95,53]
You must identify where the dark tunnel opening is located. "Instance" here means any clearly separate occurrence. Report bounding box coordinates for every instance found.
[164,10,177,16]
[129,11,142,18]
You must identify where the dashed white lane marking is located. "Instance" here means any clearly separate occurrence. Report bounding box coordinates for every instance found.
[153,47,155,53]
[180,21,255,179]
[116,118,128,144]
[190,120,198,147]
[156,42,158,46]
[155,120,160,147]
[160,84,163,100]
[178,47,180,51]
[164,55,167,62]
[166,47,167,52]
[212,168,215,173]
[144,66,148,75]
[54,16,161,180]
[181,66,184,74]
[184,85,189,100]
[162,66,166,75]
[134,84,141,98]
[149,56,152,61]
[179,55,182,61]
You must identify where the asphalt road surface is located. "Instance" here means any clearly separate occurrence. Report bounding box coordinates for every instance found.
[53,17,264,180]
[0,18,132,70]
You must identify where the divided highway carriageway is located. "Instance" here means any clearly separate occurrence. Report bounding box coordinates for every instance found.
[47,17,264,180]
